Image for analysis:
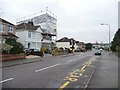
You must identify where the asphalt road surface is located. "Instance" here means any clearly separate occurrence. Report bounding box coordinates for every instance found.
[0,50,118,89]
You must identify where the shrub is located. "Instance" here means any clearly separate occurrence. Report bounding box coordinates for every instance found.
[41,47,47,52]
[5,38,24,54]
[44,49,51,54]
[0,44,13,54]
[52,47,62,56]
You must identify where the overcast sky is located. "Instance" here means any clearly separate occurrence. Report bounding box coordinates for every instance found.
[0,0,119,43]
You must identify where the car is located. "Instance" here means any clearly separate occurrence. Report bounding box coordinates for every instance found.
[30,49,44,57]
[80,48,86,52]
[95,49,101,55]
[24,48,31,56]
[75,48,80,52]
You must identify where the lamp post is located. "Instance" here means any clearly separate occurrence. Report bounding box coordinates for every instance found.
[101,23,111,55]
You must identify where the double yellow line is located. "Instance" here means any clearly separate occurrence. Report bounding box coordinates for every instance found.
[58,81,70,90]
[58,65,87,90]
[58,57,96,89]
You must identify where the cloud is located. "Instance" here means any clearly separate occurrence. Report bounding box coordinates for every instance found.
[0,0,118,43]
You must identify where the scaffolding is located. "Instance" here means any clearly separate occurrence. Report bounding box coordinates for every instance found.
[16,9,57,49]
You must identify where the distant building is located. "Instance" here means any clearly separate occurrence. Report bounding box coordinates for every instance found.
[92,42,109,49]
[56,37,72,49]
[56,37,80,49]
[16,21,43,50]
[17,13,57,50]
[79,42,86,49]
[0,18,18,44]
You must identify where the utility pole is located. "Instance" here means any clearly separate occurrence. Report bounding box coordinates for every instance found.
[101,23,111,55]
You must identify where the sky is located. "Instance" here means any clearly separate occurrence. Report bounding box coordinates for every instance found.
[0,0,119,43]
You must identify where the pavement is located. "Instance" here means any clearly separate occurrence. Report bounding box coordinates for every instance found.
[1,53,76,68]
[1,54,52,68]
[88,51,118,88]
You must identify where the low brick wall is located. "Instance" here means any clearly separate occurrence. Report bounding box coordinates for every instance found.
[0,54,26,61]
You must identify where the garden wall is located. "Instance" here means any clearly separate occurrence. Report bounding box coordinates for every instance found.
[0,54,26,61]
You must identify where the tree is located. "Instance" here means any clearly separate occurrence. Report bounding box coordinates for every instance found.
[111,29,120,54]
[85,43,92,50]
[5,38,24,54]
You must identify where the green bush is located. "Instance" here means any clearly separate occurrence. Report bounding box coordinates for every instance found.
[5,38,24,54]
[0,44,13,54]
[44,49,51,54]
[52,47,62,56]
[40,47,47,52]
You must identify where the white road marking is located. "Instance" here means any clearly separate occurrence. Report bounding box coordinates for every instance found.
[35,63,61,72]
[0,78,13,83]
[63,59,78,65]
[66,60,75,62]
[84,68,96,88]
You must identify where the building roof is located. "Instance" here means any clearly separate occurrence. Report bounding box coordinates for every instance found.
[0,32,18,38]
[16,21,39,30]
[56,37,74,42]
[0,18,15,26]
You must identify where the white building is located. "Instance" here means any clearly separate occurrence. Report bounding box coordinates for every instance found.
[17,13,57,50]
[56,37,79,50]
[16,21,43,50]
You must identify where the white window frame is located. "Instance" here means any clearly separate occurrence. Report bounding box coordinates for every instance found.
[0,24,3,32]
[8,25,13,32]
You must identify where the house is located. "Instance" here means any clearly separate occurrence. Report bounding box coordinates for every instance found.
[56,37,71,49]
[16,21,43,50]
[0,18,18,44]
[56,37,86,51]
[17,13,57,50]
[56,37,79,49]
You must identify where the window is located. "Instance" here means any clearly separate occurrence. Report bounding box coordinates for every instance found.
[32,32,36,38]
[0,24,3,32]
[28,31,31,38]
[8,25,13,32]
[32,32,41,39]
[31,42,36,49]
[36,32,40,38]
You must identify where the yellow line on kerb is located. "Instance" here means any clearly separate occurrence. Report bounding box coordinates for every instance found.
[58,81,70,90]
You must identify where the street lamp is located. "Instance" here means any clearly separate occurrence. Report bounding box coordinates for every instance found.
[101,23,111,55]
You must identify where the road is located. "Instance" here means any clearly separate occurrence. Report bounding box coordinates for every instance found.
[0,50,118,89]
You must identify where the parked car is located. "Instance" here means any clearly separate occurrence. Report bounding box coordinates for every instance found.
[24,48,31,56]
[30,49,44,57]
[80,48,86,52]
[75,48,80,52]
[95,49,101,55]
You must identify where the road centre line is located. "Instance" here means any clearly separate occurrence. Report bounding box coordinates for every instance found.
[0,78,14,83]
[35,63,61,72]
[66,59,75,62]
